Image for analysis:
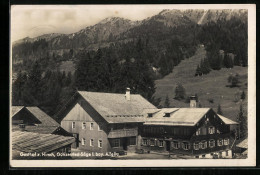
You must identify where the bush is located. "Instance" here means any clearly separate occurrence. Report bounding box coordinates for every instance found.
[208,98,214,103]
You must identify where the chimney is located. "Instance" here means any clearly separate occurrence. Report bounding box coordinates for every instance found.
[190,96,197,108]
[125,88,131,101]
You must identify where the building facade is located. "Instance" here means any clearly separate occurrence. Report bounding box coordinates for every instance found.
[140,108,238,158]
[59,90,238,158]
[60,90,156,153]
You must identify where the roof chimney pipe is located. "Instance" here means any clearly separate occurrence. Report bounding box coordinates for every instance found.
[125,88,131,101]
[190,96,197,108]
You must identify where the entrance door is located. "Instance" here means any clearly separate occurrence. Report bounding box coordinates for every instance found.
[122,138,127,150]
[72,133,79,148]
[166,141,171,151]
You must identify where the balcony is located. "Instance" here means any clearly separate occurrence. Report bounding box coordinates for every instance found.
[108,128,138,138]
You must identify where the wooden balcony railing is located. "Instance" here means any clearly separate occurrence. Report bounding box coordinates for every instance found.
[108,128,138,138]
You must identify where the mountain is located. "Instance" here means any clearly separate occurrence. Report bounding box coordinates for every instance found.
[12,9,248,120]
[12,9,247,76]
[155,46,247,121]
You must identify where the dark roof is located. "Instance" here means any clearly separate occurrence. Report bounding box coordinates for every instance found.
[12,125,59,134]
[12,131,75,153]
[11,106,24,116]
[25,107,59,126]
[77,91,157,123]
[12,106,59,126]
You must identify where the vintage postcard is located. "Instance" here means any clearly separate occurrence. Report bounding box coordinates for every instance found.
[10,4,256,167]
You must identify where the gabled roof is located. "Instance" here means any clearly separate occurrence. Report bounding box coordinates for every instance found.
[237,138,248,149]
[78,91,157,123]
[12,131,75,153]
[144,108,238,126]
[12,125,59,134]
[218,114,238,125]
[25,107,59,126]
[144,108,211,126]
[11,106,24,116]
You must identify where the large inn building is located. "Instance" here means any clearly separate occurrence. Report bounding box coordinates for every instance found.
[59,89,238,158]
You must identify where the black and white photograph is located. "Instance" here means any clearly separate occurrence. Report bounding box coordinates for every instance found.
[10,4,256,167]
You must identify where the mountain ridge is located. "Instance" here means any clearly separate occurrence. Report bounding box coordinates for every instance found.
[12,9,247,46]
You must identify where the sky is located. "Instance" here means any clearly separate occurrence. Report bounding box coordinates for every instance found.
[11,5,165,42]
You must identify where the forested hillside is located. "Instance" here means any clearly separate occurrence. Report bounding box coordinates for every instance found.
[12,9,248,124]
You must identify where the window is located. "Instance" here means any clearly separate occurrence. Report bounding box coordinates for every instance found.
[98,124,102,131]
[129,137,136,146]
[82,122,86,129]
[209,139,215,148]
[173,141,179,149]
[90,123,94,130]
[72,122,75,129]
[182,142,190,150]
[112,139,120,148]
[150,139,155,146]
[224,138,229,145]
[195,155,199,158]
[98,140,102,148]
[208,126,215,134]
[90,139,94,147]
[164,113,170,117]
[193,142,199,150]
[202,155,205,158]
[196,128,201,135]
[217,139,223,146]
[82,138,86,146]
[200,141,207,149]
[148,113,153,117]
[159,140,164,147]
[226,150,229,156]
[143,139,148,145]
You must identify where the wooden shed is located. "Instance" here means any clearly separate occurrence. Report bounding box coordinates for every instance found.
[12,131,75,159]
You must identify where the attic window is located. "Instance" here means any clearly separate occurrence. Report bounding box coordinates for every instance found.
[164,113,170,117]
[148,113,153,118]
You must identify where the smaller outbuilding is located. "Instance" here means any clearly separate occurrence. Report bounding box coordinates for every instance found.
[12,131,75,159]
[12,106,71,136]
[236,138,248,155]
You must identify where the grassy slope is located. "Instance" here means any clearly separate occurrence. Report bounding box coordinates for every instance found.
[154,46,248,121]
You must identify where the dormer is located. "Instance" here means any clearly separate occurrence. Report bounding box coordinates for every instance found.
[164,113,171,117]
[148,113,153,118]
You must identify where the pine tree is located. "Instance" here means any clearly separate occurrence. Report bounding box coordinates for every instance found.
[223,52,229,68]
[237,104,247,139]
[217,104,223,115]
[12,71,27,105]
[164,95,170,108]
[195,64,202,76]
[65,72,72,86]
[174,84,186,100]
[203,57,211,74]
[74,52,94,90]
[241,90,246,100]
[228,74,240,87]
[22,61,43,105]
